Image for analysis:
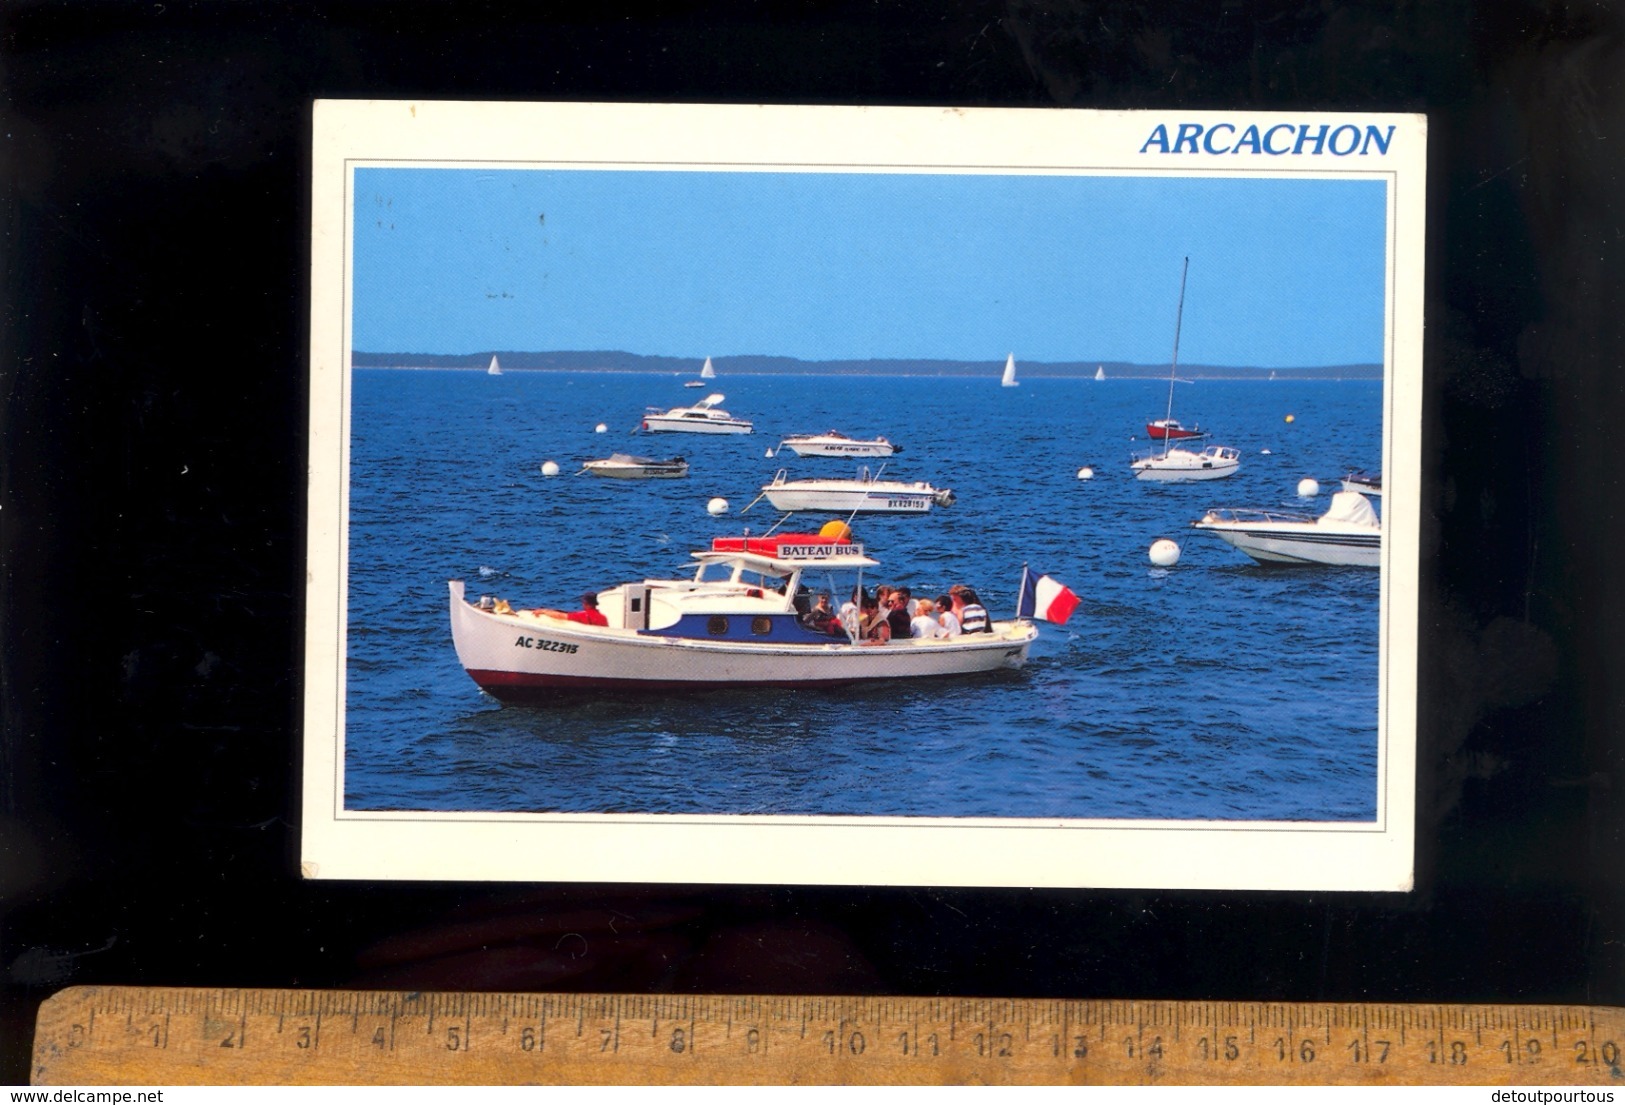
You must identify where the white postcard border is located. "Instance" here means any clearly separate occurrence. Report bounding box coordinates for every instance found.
[302,101,1423,890]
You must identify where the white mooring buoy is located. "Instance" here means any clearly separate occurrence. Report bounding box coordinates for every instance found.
[706,497,729,516]
[1297,477,1321,498]
[594,422,608,434]
[540,460,560,477]
[1076,466,1095,480]
[1149,538,1181,567]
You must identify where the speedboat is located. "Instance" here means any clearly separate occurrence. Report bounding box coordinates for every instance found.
[581,453,688,479]
[448,532,1038,700]
[1131,444,1240,482]
[774,431,900,458]
[1190,489,1381,566]
[641,392,753,435]
[1342,471,1382,497]
[754,468,954,514]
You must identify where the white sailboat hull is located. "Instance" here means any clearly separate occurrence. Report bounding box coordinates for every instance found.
[1131,446,1241,482]
[449,580,1035,699]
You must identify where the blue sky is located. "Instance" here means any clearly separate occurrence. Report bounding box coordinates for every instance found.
[352,168,1387,368]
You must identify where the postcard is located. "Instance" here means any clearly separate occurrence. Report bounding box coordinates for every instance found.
[302,101,1423,889]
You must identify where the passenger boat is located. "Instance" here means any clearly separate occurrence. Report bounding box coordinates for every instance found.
[580,453,688,479]
[1342,471,1383,497]
[1131,259,1239,482]
[448,532,1038,700]
[754,468,955,514]
[1189,490,1381,566]
[641,392,753,435]
[774,431,900,458]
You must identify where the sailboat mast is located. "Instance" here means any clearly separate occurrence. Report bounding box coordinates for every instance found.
[1160,256,1190,457]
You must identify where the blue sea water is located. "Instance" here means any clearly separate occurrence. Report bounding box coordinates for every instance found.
[344,369,1383,821]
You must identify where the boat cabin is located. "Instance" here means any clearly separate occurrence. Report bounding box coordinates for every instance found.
[591,534,878,643]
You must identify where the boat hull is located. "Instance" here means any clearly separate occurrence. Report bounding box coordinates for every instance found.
[583,464,687,479]
[762,487,935,513]
[1193,525,1380,566]
[642,416,752,434]
[450,581,1034,699]
[1131,459,1239,481]
[781,441,896,458]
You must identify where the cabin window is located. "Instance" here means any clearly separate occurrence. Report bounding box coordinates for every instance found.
[707,616,729,636]
[630,597,642,613]
[751,617,773,636]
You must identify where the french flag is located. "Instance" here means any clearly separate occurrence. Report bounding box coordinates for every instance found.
[1016,565,1080,624]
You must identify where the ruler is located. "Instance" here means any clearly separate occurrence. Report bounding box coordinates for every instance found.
[30,987,1625,1086]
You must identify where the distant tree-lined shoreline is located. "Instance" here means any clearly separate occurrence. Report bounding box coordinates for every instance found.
[350,350,1383,380]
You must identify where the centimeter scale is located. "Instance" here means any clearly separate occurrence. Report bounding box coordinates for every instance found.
[30,988,1625,1086]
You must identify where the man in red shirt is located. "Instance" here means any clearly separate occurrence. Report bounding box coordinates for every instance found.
[531,592,609,626]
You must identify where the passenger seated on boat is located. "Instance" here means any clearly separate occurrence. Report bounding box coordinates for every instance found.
[800,592,838,633]
[530,592,609,627]
[860,595,890,643]
[934,594,962,638]
[910,598,942,639]
[885,587,913,641]
[955,587,991,633]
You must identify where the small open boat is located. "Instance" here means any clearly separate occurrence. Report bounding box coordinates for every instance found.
[641,392,753,435]
[755,468,954,514]
[449,532,1037,700]
[1190,490,1381,566]
[774,431,900,458]
[581,453,688,479]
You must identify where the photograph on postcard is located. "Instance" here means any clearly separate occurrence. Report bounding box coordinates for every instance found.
[302,102,1422,889]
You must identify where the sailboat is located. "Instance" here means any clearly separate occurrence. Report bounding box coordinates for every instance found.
[487,355,502,376]
[1000,353,1019,388]
[685,356,715,387]
[1131,258,1240,482]
[1094,365,1105,381]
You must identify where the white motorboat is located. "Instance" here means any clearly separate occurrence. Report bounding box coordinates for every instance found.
[641,392,753,435]
[1342,471,1382,497]
[1001,352,1019,387]
[1190,490,1381,567]
[487,355,502,376]
[755,468,954,514]
[448,532,1038,700]
[774,431,900,458]
[1132,444,1241,482]
[1132,258,1239,482]
[580,453,688,479]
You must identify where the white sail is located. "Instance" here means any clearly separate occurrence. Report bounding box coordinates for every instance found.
[699,357,716,379]
[1094,365,1105,381]
[487,355,502,376]
[1000,353,1018,387]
